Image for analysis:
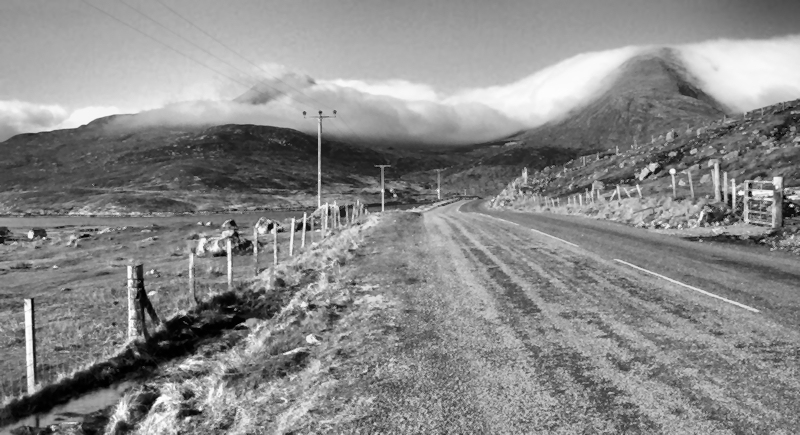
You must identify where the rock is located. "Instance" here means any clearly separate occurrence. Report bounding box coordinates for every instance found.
[0,227,9,237]
[52,265,59,269]
[666,130,676,142]
[197,221,203,226]
[668,151,677,158]
[147,291,157,298]
[618,162,625,169]
[235,318,260,330]
[60,287,71,292]
[254,217,284,235]
[205,221,212,227]
[647,162,660,172]
[790,126,797,133]
[690,148,698,155]
[793,137,800,143]
[638,167,651,181]
[27,228,46,240]
[306,334,321,345]
[722,150,739,161]
[678,179,687,187]
[147,268,158,275]
[699,174,711,185]
[221,219,238,231]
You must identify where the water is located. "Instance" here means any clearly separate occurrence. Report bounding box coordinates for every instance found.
[0,202,424,232]
[0,381,134,434]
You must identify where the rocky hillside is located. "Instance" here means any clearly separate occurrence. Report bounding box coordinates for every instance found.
[492,99,800,214]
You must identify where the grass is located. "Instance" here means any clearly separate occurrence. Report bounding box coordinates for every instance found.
[96,214,382,434]
[0,212,345,406]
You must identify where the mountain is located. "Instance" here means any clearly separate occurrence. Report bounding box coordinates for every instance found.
[435,47,731,196]
[0,118,469,215]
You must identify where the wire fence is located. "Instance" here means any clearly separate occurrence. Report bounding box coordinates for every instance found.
[0,202,368,403]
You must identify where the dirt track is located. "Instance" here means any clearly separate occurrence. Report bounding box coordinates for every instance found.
[345,202,800,434]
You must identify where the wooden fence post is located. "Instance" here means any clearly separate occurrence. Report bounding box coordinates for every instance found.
[227,238,232,290]
[616,185,622,202]
[289,218,296,256]
[24,298,36,394]
[713,160,721,202]
[189,252,198,304]
[743,180,751,223]
[731,178,736,209]
[773,176,784,229]
[323,204,328,237]
[127,264,144,339]
[723,171,729,204]
[253,227,258,277]
[273,227,278,266]
[688,170,695,199]
[636,184,642,198]
[301,213,307,249]
[579,194,583,207]
[345,205,349,226]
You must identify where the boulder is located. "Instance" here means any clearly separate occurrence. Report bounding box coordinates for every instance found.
[196,232,252,257]
[689,148,698,155]
[647,162,661,172]
[221,219,238,231]
[638,167,651,181]
[28,228,46,240]
[668,151,677,158]
[254,217,284,235]
[699,174,711,185]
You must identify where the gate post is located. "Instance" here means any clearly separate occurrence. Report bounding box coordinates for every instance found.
[773,176,784,229]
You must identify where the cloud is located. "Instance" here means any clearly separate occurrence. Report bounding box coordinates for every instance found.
[0,101,125,142]
[4,36,800,145]
[675,34,800,112]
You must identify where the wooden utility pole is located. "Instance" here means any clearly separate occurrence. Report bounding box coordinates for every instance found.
[303,110,337,208]
[688,170,695,199]
[127,264,144,339]
[24,298,36,394]
[434,169,444,200]
[375,165,391,212]
[273,227,278,266]
[712,160,721,202]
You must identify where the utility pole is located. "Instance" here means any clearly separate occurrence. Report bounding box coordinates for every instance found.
[375,165,391,212]
[303,110,337,208]
[434,168,444,200]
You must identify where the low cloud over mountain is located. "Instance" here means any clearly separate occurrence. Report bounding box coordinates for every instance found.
[2,35,799,144]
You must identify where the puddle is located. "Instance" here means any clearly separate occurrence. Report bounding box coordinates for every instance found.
[0,381,134,435]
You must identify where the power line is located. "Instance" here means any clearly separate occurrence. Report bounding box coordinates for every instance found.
[150,0,374,144]
[116,0,281,94]
[79,0,253,89]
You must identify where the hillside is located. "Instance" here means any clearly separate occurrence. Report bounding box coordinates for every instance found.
[0,118,474,215]
[431,48,731,197]
[492,98,800,218]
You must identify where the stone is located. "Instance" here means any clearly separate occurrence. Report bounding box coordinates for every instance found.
[699,174,711,185]
[793,137,800,143]
[666,130,676,142]
[27,228,46,240]
[722,150,739,161]
[619,162,625,169]
[204,221,212,227]
[790,126,797,133]
[668,151,677,158]
[306,334,322,345]
[221,219,238,231]
[689,148,698,155]
[678,179,687,187]
[638,167,651,181]
[254,217,284,235]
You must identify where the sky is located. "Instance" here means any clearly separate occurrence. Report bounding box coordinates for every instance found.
[1,0,800,144]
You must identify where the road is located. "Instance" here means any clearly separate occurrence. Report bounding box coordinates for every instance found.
[351,200,800,434]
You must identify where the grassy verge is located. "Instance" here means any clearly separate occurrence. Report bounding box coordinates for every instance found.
[1,211,388,433]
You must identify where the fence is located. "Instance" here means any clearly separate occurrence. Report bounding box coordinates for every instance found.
[0,200,368,401]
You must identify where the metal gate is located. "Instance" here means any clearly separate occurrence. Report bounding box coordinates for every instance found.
[743,177,784,228]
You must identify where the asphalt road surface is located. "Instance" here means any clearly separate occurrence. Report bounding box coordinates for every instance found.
[352,200,800,434]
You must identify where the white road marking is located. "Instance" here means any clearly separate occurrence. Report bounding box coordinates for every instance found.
[476,213,580,248]
[613,259,760,313]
